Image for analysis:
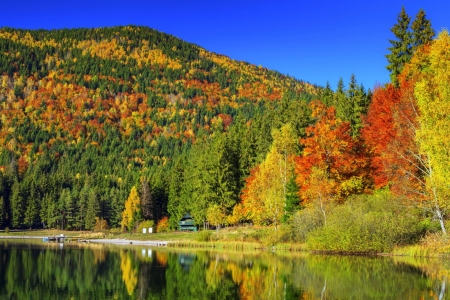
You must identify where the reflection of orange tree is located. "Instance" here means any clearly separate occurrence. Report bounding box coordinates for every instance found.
[227,263,284,299]
[155,251,168,267]
[92,248,106,265]
[201,254,292,299]
[120,250,138,296]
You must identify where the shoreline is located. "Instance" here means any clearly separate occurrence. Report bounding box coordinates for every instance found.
[0,236,45,239]
[0,235,170,246]
[89,239,170,246]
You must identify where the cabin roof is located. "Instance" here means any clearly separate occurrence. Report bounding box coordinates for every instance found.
[180,213,193,220]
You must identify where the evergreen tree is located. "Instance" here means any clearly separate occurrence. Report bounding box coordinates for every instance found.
[411,8,435,51]
[347,74,365,137]
[0,196,3,228]
[139,177,153,220]
[24,185,39,229]
[76,183,89,230]
[85,189,99,230]
[10,180,24,228]
[61,188,75,230]
[333,77,349,121]
[320,82,334,107]
[0,173,4,228]
[386,6,412,86]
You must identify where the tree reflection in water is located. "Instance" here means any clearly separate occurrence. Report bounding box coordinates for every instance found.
[0,240,449,299]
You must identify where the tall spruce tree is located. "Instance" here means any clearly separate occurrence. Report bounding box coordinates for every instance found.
[411,8,435,51]
[320,82,334,107]
[85,189,99,230]
[139,177,153,220]
[386,7,412,87]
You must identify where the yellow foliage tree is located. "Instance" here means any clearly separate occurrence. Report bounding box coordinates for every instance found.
[120,250,138,296]
[121,186,141,232]
[241,124,297,229]
[414,30,450,234]
[207,204,227,234]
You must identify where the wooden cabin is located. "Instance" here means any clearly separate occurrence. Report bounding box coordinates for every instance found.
[179,213,197,231]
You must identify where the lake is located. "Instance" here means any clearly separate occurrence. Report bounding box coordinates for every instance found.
[0,239,449,299]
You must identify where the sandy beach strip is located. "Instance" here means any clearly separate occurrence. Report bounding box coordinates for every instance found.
[89,239,170,246]
[0,235,46,239]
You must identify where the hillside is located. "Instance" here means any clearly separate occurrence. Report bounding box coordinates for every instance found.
[0,26,320,229]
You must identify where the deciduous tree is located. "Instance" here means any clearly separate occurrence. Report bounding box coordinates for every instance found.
[295,101,370,222]
[414,30,450,234]
[121,186,141,232]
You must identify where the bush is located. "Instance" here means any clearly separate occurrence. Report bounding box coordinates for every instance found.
[5,227,9,234]
[93,217,109,232]
[156,217,170,233]
[291,207,324,242]
[136,220,155,233]
[109,228,122,235]
[262,224,292,247]
[306,190,426,253]
[196,230,212,242]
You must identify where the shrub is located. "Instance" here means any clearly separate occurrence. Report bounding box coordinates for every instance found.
[93,217,109,232]
[196,230,212,242]
[156,217,170,233]
[262,224,292,247]
[109,228,122,235]
[306,190,425,253]
[291,207,324,242]
[5,227,9,234]
[136,220,155,233]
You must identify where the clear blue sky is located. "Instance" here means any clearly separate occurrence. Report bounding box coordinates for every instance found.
[2,1,449,90]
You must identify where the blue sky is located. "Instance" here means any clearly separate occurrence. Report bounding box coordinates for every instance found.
[2,1,449,90]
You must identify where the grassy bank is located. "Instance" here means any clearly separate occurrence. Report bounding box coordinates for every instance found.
[3,226,450,257]
[0,226,306,252]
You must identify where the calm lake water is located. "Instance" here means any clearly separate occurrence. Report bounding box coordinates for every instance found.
[1,239,449,299]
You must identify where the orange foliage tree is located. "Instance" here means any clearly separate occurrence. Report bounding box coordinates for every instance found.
[295,101,371,223]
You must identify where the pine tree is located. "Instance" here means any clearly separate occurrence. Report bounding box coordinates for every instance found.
[0,173,4,228]
[10,180,24,228]
[333,77,348,121]
[0,195,3,228]
[24,185,39,229]
[320,82,334,107]
[411,8,435,51]
[386,6,412,87]
[61,188,75,230]
[85,189,99,230]
[347,74,366,137]
[139,177,153,220]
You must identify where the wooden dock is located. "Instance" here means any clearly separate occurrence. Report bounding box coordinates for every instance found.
[43,235,66,243]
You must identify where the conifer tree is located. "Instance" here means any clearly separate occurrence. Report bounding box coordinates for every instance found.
[139,177,153,220]
[10,180,24,228]
[85,189,100,230]
[320,82,334,107]
[24,185,39,229]
[386,6,412,87]
[411,8,435,51]
[333,78,348,121]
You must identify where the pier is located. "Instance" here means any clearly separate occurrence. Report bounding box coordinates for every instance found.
[43,235,66,243]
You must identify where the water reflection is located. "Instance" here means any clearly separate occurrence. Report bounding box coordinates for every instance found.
[0,239,449,299]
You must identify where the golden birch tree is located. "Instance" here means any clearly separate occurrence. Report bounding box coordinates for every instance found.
[121,186,141,232]
[414,30,450,234]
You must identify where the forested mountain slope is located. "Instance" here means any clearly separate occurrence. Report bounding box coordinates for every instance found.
[0,25,322,229]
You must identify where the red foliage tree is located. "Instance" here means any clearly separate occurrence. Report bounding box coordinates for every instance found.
[295,101,371,206]
[361,84,401,188]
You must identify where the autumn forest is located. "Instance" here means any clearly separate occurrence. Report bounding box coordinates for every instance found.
[0,8,448,252]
